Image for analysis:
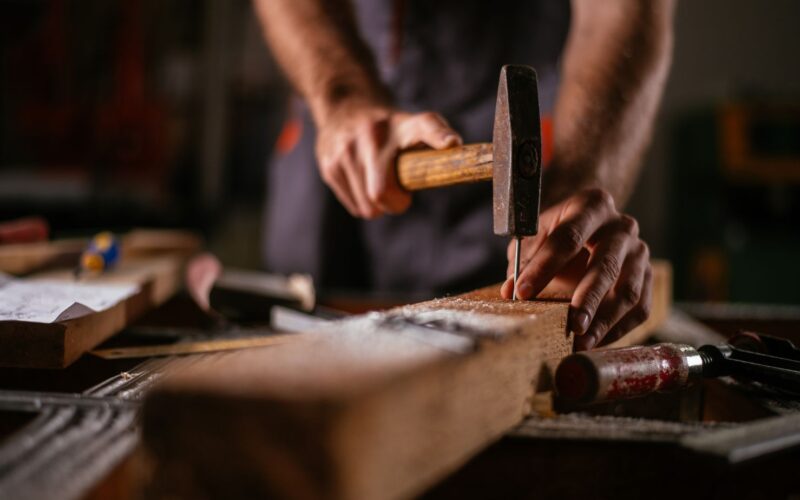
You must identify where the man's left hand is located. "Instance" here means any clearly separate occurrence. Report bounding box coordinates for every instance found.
[500,188,652,351]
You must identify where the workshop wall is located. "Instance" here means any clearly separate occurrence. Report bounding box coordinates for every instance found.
[629,0,800,302]
[0,0,287,268]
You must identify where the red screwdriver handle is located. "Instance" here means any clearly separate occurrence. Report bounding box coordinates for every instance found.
[555,343,705,405]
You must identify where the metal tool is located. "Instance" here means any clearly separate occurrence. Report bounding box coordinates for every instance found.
[555,332,800,405]
[396,65,543,299]
[0,356,174,500]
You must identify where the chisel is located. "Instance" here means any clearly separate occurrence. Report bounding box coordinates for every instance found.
[555,333,800,405]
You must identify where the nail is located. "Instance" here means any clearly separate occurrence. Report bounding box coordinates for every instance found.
[570,310,591,335]
[517,282,532,299]
[579,333,597,351]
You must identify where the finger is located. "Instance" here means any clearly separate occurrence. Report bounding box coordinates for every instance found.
[515,190,617,300]
[186,252,222,311]
[598,264,654,347]
[395,112,462,150]
[506,259,531,284]
[579,242,650,349]
[514,205,612,301]
[500,277,515,299]
[569,218,636,335]
[341,146,379,219]
[322,161,360,216]
[359,122,411,214]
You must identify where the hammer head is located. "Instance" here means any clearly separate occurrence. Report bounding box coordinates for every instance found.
[492,65,542,237]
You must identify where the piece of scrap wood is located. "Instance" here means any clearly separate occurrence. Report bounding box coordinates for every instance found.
[0,256,185,369]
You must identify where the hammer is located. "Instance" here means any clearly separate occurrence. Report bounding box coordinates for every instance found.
[396,65,542,299]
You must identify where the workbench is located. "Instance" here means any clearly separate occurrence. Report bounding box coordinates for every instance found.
[0,270,798,499]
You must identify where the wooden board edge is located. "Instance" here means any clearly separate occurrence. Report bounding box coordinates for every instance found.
[0,255,187,369]
[0,238,86,275]
[0,321,67,368]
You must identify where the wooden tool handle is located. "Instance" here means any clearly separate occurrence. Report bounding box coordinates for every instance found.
[397,142,493,191]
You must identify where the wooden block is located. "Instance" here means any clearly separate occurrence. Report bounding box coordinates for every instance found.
[122,229,203,259]
[141,290,572,500]
[0,256,185,368]
[141,261,672,500]
[0,238,86,275]
[0,228,201,276]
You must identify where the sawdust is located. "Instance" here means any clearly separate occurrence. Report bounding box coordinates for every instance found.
[408,292,567,318]
[393,306,526,334]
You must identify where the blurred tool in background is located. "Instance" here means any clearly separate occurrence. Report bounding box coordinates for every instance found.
[672,101,800,304]
[0,216,49,244]
[77,231,120,275]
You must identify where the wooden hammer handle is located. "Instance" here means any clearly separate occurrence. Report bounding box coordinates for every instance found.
[397,143,493,191]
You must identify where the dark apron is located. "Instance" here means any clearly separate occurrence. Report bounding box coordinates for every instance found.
[263,0,570,295]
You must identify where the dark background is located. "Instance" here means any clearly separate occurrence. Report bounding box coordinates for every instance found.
[1,0,799,303]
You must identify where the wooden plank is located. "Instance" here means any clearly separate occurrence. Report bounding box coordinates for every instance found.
[141,290,572,500]
[0,228,201,275]
[0,256,185,368]
[141,262,671,500]
[122,229,203,260]
[0,238,86,275]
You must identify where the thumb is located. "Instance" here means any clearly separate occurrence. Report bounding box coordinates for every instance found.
[395,112,462,151]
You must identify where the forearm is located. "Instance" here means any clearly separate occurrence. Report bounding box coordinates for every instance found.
[253,0,390,126]
[546,0,675,208]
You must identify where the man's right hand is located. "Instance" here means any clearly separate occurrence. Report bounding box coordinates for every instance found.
[315,106,463,219]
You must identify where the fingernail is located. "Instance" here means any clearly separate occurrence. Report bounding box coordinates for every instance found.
[575,333,597,351]
[570,310,591,335]
[517,282,532,299]
[583,334,597,350]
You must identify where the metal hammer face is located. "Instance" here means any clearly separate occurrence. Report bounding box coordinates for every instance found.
[492,65,542,237]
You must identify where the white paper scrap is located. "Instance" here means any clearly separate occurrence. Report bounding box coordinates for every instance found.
[0,276,139,324]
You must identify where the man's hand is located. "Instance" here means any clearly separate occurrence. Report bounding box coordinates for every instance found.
[500,188,652,351]
[315,106,462,218]
[254,0,461,218]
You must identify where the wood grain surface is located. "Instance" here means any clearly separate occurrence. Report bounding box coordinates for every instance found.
[397,143,493,191]
[141,288,574,500]
[0,228,201,276]
[0,238,86,275]
[141,261,672,500]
